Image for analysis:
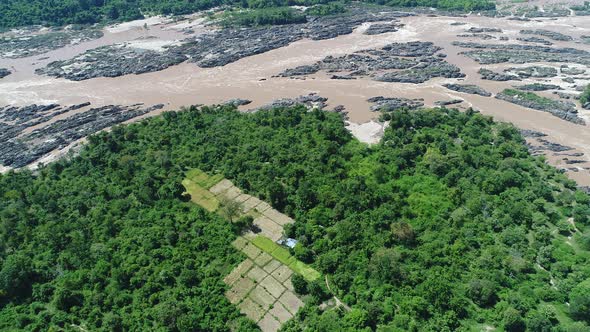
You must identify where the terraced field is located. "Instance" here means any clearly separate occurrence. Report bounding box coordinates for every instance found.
[182,169,320,332]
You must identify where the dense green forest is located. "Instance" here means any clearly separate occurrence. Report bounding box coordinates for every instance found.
[218,7,307,28]
[0,0,494,28]
[1,105,589,331]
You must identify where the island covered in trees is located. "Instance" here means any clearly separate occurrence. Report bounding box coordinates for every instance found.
[1,105,589,331]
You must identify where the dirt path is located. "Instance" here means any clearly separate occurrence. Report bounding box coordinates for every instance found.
[325,275,351,312]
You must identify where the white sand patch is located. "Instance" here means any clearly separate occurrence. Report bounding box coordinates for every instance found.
[346,120,389,144]
[0,165,13,174]
[126,39,181,52]
[164,17,207,31]
[106,16,168,33]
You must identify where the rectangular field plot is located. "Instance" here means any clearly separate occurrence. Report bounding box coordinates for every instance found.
[185,168,224,189]
[181,179,219,212]
[288,261,321,282]
[250,235,320,281]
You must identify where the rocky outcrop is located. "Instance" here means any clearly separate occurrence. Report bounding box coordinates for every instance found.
[520,29,573,41]
[224,99,252,107]
[466,27,502,33]
[278,41,464,84]
[0,68,11,79]
[278,65,320,77]
[505,66,557,78]
[442,83,491,96]
[516,37,552,45]
[563,77,576,84]
[537,138,574,152]
[478,68,520,81]
[435,99,463,106]
[367,96,424,111]
[553,91,576,100]
[454,42,590,66]
[381,42,442,56]
[560,65,585,75]
[515,83,562,91]
[38,8,413,81]
[457,33,495,40]
[252,93,348,118]
[374,61,464,83]
[255,93,329,111]
[520,129,547,138]
[0,29,103,59]
[364,23,402,35]
[0,103,163,168]
[37,45,188,81]
[495,89,584,125]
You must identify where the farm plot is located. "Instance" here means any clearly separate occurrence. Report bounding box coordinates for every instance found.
[183,169,320,331]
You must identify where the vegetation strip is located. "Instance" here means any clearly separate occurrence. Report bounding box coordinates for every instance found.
[250,236,321,282]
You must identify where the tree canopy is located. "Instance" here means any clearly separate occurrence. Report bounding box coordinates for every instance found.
[0,0,494,28]
[1,105,589,331]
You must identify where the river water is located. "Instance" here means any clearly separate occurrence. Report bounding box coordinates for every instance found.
[1,13,589,185]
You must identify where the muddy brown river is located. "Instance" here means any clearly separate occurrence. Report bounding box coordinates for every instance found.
[1,13,590,185]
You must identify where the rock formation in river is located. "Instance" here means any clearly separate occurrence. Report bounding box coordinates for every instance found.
[443,83,491,97]
[0,68,11,78]
[36,7,413,81]
[0,103,163,168]
[278,41,464,84]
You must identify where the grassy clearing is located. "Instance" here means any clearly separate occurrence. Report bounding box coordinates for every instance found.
[186,168,224,189]
[251,235,320,281]
[182,178,219,212]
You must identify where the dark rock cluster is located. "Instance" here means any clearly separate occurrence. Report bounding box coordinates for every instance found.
[364,22,403,35]
[520,29,573,41]
[367,96,424,111]
[255,93,321,110]
[442,83,491,97]
[515,83,562,92]
[0,68,11,79]
[520,129,547,138]
[560,65,585,75]
[478,68,520,81]
[537,138,574,152]
[454,42,590,66]
[251,93,348,118]
[37,45,188,81]
[553,91,576,100]
[223,99,252,107]
[495,91,584,125]
[466,27,502,33]
[0,29,104,59]
[457,33,495,40]
[374,61,463,83]
[0,103,163,168]
[435,99,463,106]
[37,8,413,81]
[516,36,552,46]
[278,42,464,84]
[522,130,583,172]
[505,66,557,78]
